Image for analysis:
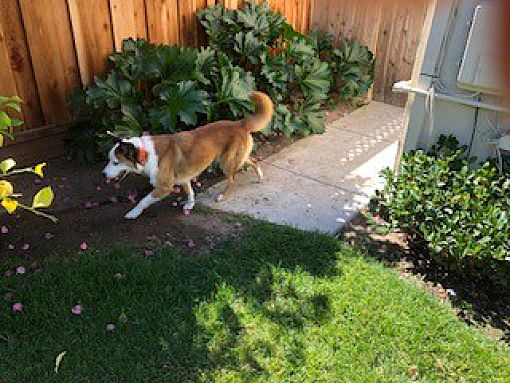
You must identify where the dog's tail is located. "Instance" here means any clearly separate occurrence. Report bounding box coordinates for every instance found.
[243,91,274,133]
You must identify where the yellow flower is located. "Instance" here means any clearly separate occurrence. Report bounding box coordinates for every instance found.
[1,198,18,214]
[33,163,46,178]
[0,180,14,198]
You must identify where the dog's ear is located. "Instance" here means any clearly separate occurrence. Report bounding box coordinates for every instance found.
[106,130,122,144]
[117,142,138,165]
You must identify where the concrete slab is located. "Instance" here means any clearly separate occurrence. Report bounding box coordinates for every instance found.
[200,101,404,234]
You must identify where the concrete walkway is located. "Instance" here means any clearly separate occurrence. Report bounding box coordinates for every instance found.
[201,101,404,234]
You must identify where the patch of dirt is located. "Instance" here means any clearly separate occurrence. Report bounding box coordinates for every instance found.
[0,101,354,261]
[0,158,245,261]
[340,212,510,344]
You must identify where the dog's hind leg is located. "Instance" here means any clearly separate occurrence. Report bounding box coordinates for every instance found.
[216,174,235,202]
[245,157,263,182]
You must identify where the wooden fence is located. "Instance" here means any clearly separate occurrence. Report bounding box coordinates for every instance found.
[0,0,312,161]
[311,0,429,106]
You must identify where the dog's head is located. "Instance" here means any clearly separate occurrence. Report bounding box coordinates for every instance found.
[102,133,145,181]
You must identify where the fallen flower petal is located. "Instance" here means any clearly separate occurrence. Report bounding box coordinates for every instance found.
[7,244,14,250]
[12,302,23,313]
[171,201,178,207]
[4,269,14,277]
[183,209,191,216]
[21,243,30,251]
[79,242,88,251]
[16,266,26,275]
[71,305,83,315]
[1,225,8,234]
[106,323,116,332]
[45,232,55,240]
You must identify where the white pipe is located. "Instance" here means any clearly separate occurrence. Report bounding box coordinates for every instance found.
[393,80,510,114]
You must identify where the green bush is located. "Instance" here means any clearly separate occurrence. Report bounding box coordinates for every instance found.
[373,135,510,285]
[310,29,374,104]
[68,1,374,162]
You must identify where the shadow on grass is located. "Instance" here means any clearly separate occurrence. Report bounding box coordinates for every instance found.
[340,213,510,344]
[0,221,341,382]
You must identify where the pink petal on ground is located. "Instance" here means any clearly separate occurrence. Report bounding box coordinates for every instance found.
[96,185,102,191]
[4,269,14,277]
[71,304,83,315]
[171,201,178,207]
[21,243,30,251]
[187,239,196,248]
[195,181,202,188]
[109,196,119,203]
[80,242,88,251]
[183,209,191,216]
[106,323,116,332]
[45,232,55,240]
[106,179,111,184]
[16,266,26,275]
[144,249,154,257]
[12,302,23,313]
[84,201,93,209]
[1,226,8,234]
[7,244,14,250]
[114,183,121,189]
[4,292,12,301]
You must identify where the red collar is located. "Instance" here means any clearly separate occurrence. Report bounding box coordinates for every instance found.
[138,143,148,166]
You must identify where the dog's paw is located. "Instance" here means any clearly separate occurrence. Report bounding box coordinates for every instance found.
[124,209,141,220]
[215,193,224,202]
[183,200,195,211]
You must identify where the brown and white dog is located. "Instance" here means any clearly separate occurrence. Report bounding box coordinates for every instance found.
[102,91,274,219]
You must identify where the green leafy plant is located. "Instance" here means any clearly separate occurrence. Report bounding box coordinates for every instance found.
[373,135,509,285]
[310,29,374,104]
[198,1,331,136]
[0,96,56,222]
[68,2,375,162]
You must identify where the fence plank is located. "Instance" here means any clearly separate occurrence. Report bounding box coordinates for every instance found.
[312,0,427,106]
[68,0,115,86]
[178,0,198,46]
[146,0,180,45]
[19,0,80,124]
[0,26,17,97]
[0,0,44,130]
[110,0,148,51]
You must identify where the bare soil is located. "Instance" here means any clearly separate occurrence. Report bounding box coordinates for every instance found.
[1,101,355,260]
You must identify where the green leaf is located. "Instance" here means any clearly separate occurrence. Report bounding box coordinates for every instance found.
[0,158,16,174]
[152,81,209,132]
[32,186,55,209]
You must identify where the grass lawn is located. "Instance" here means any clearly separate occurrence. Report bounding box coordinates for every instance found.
[1,221,509,382]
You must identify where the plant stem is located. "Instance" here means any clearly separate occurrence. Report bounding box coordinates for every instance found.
[18,203,58,223]
[0,168,35,178]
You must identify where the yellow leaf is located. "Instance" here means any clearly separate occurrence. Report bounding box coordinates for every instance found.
[0,158,16,174]
[1,198,18,214]
[0,134,3,147]
[33,163,46,178]
[54,351,67,374]
[32,186,54,209]
[0,180,14,198]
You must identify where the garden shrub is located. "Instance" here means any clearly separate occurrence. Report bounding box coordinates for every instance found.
[68,1,374,162]
[310,29,375,105]
[0,96,56,222]
[373,135,510,286]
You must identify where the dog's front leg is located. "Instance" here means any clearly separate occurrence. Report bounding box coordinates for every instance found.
[182,181,195,211]
[125,189,169,219]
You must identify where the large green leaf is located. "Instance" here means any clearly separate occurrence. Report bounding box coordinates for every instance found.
[295,60,331,102]
[86,71,137,109]
[151,81,209,132]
